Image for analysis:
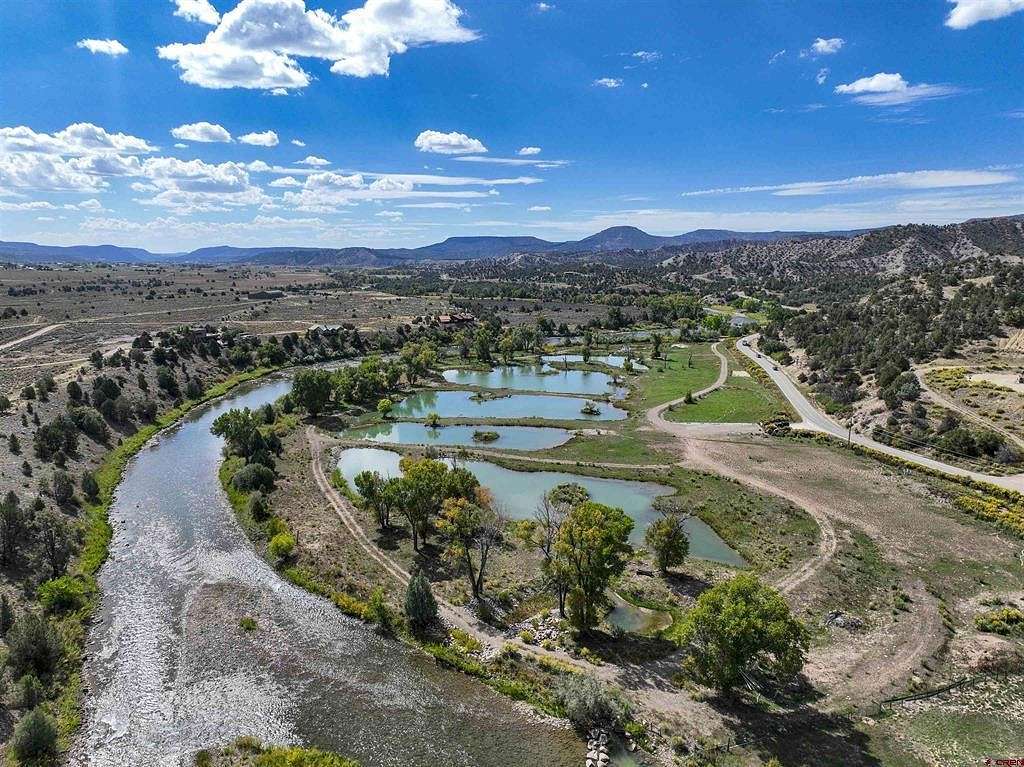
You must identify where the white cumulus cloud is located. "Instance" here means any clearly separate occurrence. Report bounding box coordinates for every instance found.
[518,146,541,156]
[810,37,844,55]
[834,72,961,106]
[945,0,1024,28]
[239,130,279,146]
[77,39,129,56]
[297,155,330,166]
[171,121,232,142]
[291,138,306,146]
[173,0,222,25]
[158,0,478,90]
[593,77,622,88]
[414,129,487,155]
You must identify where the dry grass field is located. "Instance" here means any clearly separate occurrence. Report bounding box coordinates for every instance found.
[0,264,454,395]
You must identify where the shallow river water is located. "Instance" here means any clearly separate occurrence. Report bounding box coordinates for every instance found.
[70,377,583,767]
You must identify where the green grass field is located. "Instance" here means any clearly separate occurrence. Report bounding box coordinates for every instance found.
[532,424,673,465]
[631,343,720,408]
[664,346,791,423]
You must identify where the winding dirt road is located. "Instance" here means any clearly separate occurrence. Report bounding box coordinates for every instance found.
[643,343,838,595]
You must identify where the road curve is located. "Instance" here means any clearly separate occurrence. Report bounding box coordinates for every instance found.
[645,341,730,431]
[736,334,1024,493]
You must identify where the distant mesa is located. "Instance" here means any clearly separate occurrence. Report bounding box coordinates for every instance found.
[1,215,1022,271]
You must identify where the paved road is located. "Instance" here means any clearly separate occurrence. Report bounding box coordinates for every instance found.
[736,334,1024,493]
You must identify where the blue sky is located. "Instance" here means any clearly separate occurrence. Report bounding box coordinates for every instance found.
[0,0,1022,252]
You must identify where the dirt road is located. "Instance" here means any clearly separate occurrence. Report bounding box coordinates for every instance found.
[0,323,63,351]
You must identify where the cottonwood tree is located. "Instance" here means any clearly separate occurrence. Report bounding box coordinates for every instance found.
[645,512,690,574]
[555,501,633,632]
[291,368,334,417]
[679,573,808,694]
[515,493,569,615]
[436,495,504,600]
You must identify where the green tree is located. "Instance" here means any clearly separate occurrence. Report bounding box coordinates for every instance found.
[396,457,448,551]
[9,707,58,764]
[365,587,395,635]
[645,513,689,574]
[6,613,62,678]
[436,497,503,600]
[0,394,10,413]
[679,573,808,694]
[211,408,260,456]
[0,491,28,567]
[405,572,438,634]
[268,531,296,563]
[498,332,516,365]
[650,332,664,358]
[555,501,633,631]
[473,326,493,362]
[81,470,100,502]
[292,368,334,417]
[376,397,393,419]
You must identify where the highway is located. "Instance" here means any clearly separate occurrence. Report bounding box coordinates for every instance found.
[736,334,1024,493]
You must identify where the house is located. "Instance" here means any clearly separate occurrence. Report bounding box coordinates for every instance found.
[437,312,475,325]
[729,314,756,329]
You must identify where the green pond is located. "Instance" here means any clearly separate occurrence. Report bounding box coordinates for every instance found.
[345,422,573,450]
[605,592,672,635]
[541,354,648,371]
[391,390,627,421]
[442,364,626,397]
[337,448,745,565]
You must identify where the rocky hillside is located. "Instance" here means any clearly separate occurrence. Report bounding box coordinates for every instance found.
[660,216,1024,281]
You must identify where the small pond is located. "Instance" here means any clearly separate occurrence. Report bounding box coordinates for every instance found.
[391,390,627,421]
[541,354,648,371]
[604,592,672,635]
[336,448,744,565]
[442,364,626,397]
[345,422,573,451]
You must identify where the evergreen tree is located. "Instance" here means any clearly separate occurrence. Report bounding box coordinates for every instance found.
[405,572,438,634]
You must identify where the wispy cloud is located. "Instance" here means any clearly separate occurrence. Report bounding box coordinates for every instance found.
[77,38,129,56]
[454,155,569,168]
[680,168,1016,197]
[593,77,623,88]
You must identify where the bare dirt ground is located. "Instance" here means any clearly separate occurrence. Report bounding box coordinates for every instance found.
[674,434,1023,701]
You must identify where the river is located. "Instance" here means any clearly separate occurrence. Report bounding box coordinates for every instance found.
[70,376,582,767]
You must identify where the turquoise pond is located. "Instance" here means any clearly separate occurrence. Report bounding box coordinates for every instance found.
[336,447,745,566]
[344,421,573,450]
[541,354,648,371]
[390,389,627,421]
[442,364,626,397]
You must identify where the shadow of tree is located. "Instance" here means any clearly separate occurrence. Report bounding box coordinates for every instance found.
[701,699,885,767]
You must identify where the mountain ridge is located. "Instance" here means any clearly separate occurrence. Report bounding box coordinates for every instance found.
[0,225,866,265]
[1,216,1021,267]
